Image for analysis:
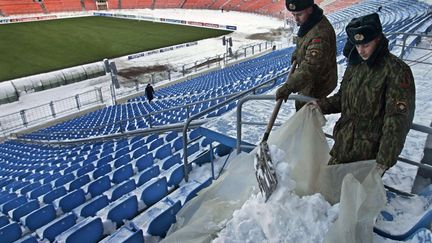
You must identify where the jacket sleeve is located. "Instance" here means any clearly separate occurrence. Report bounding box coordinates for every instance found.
[376,65,415,168]
[316,65,353,114]
[284,38,331,93]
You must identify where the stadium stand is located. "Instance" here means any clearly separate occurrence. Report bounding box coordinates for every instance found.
[0,0,431,241]
[153,0,184,9]
[43,0,82,13]
[0,0,43,15]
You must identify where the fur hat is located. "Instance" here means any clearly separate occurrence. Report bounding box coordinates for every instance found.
[285,0,314,12]
[346,13,383,44]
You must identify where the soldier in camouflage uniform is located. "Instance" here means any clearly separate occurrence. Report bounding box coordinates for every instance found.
[314,13,415,174]
[276,0,337,110]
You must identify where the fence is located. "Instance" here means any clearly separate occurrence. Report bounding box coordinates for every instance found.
[0,88,103,135]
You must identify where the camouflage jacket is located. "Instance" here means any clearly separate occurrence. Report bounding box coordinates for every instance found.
[284,5,337,99]
[318,37,415,168]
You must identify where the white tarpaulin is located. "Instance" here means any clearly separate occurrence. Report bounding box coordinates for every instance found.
[163,105,386,242]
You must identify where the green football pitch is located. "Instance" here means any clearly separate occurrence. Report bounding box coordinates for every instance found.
[0,16,231,82]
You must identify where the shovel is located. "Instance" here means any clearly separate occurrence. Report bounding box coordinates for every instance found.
[255,61,297,202]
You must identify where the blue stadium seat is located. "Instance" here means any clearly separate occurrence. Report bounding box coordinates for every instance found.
[189,129,201,140]
[0,222,22,243]
[2,195,27,214]
[0,193,17,205]
[145,134,159,144]
[162,154,181,170]
[19,181,41,195]
[36,212,77,242]
[69,174,91,191]
[56,217,104,243]
[73,195,109,217]
[88,175,112,198]
[132,146,148,159]
[165,131,178,142]
[6,181,28,192]
[11,199,40,222]
[134,154,153,172]
[0,215,9,228]
[155,144,172,160]
[54,173,75,187]
[43,186,67,204]
[104,195,139,227]
[131,139,145,152]
[55,189,86,213]
[166,164,186,188]
[110,179,136,202]
[93,164,112,180]
[129,198,180,238]
[140,177,168,206]
[135,165,160,187]
[43,172,62,184]
[147,201,181,237]
[172,137,183,152]
[112,164,134,184]
[22,204,56,231]
[99,227,144,243]
[28,183,53,199]
[114,154,131,168]
[186,143,200,156]
[97,155,113,167]
[114,147,130,159]
[76,164,95,177]
[149,138,164,151]
[63,163,81,175]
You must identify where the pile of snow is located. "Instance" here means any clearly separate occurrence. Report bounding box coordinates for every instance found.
[214,145,339,242]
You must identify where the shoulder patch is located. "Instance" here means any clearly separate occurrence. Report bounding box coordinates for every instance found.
[310,49,320,57]
[396,101,407,114]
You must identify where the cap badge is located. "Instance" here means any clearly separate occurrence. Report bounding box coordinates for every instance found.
[289,3,296,10]
[354,33,365,41]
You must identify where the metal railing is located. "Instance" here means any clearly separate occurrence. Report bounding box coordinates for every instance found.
[387,32,432,65]
[182,70,289,181]
[236,95,432,172]
[0,88,104,135]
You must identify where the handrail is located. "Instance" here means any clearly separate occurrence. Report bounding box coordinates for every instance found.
[182,69,290,181]
[14,119,207,146]
[236,95,432,172]
[236,94,315,154]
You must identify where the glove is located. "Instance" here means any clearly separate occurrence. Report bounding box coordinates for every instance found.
[276,84,291,102]
[306,100,321,112]
[375,163,388,176]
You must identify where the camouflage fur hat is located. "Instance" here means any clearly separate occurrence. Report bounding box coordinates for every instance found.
[285,0,314,11]
[346,13,383,44]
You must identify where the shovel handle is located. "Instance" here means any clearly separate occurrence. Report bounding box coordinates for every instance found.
[261,61,297,142]
[262,99,283,142]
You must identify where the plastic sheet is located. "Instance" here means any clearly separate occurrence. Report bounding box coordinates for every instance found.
[163,105,385,242]
[161,152,258,243]
[322,161,386,243]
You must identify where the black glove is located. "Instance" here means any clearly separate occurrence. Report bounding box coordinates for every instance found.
[276,84,291,102]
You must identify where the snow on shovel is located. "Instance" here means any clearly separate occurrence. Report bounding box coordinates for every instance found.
[255,61,297,202]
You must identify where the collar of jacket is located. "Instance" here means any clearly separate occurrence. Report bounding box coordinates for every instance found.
[297,4,324,38]
[346,35,390,67]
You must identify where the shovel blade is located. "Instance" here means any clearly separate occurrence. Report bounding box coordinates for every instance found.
[255,141,278,202]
